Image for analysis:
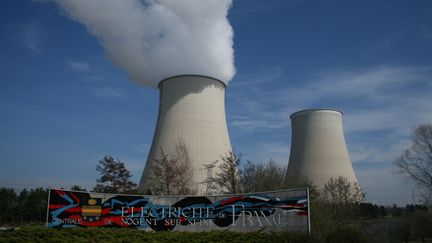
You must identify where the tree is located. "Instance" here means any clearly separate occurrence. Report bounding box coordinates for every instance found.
[394,124,432,204]
[94,156,137,193]
[285,174,320,200]
[0,187,48,225]
[321,176,364,206]
[70,185,86,191]
[17,189,29,224]
[378,205,387,217]
[390,204,402,217]
[151,149,175,195]
[216,151,242,194]
[359,203,378,218]
[320,176,365,219]
[151,140,196,195]
[0,187,17,224]
[309,177,365,237]
[240,160,286,193]
[26,188,48,223]
[171,140,196,195]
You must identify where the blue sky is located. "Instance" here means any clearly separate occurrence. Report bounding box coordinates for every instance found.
[1,0,432,205]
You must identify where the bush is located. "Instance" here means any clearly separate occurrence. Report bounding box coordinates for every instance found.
[409,211,432,235]
[324,226,368,243]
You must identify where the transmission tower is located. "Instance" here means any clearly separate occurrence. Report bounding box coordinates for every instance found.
[201,160,218,195]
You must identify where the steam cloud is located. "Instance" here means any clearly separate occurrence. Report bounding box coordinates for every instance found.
[53,0,235,86]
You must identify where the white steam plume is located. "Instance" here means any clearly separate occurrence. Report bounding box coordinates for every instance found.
[53,0,235,86]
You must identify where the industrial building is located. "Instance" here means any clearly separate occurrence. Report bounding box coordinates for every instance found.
[285,109,359,187]
[138,75,232,194]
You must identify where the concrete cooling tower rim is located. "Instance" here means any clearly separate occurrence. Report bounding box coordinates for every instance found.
[157,74,227,89]
[290,109,343,119]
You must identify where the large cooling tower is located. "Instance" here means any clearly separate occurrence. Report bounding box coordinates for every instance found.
[138,75,232,194]
[285,109,359,188]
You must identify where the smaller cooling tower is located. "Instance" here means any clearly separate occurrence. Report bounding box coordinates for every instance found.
[285,109,359,188]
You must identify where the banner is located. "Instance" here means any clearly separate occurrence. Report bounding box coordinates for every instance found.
[46,188,310,232]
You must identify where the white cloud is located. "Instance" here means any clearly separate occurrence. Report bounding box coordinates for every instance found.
[229,66,432,134]
[227,67,292,132]
[258,141,290,166]
[94,87,124,98]
[234,140,290,167]
[14,22,44,55]
[260,141,290,155]
[349,139,411,164]
[68,60,91,72]
[230,66,283,88]
[356,166,415,205]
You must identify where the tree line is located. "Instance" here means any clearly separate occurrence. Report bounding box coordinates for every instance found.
[1,123,430,228]
[0,187,48,225]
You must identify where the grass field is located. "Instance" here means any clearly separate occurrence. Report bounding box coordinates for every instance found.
[0,227,319,243]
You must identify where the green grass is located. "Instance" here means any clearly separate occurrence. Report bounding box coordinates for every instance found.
[0,227,316,243]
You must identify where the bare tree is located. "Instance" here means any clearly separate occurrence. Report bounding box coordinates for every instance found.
[151,140,196,195]
[216,151,242,194]
[151,149,176,195]
[239,160,258,193]
[394,124,432,204]
[320,176,365,219]
[240,160,286,193]
[285,174,320,200]
[321,176,364,206]
[171,140,196,195]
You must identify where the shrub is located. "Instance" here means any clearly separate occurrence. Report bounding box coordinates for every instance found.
[324,225,368,243]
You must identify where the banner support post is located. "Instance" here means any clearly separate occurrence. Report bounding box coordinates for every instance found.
[307,187,311,234]
[45,188,51,227]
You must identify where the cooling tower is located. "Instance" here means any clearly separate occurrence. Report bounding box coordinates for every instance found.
[138,75,232,194]
[285,109,359,188]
